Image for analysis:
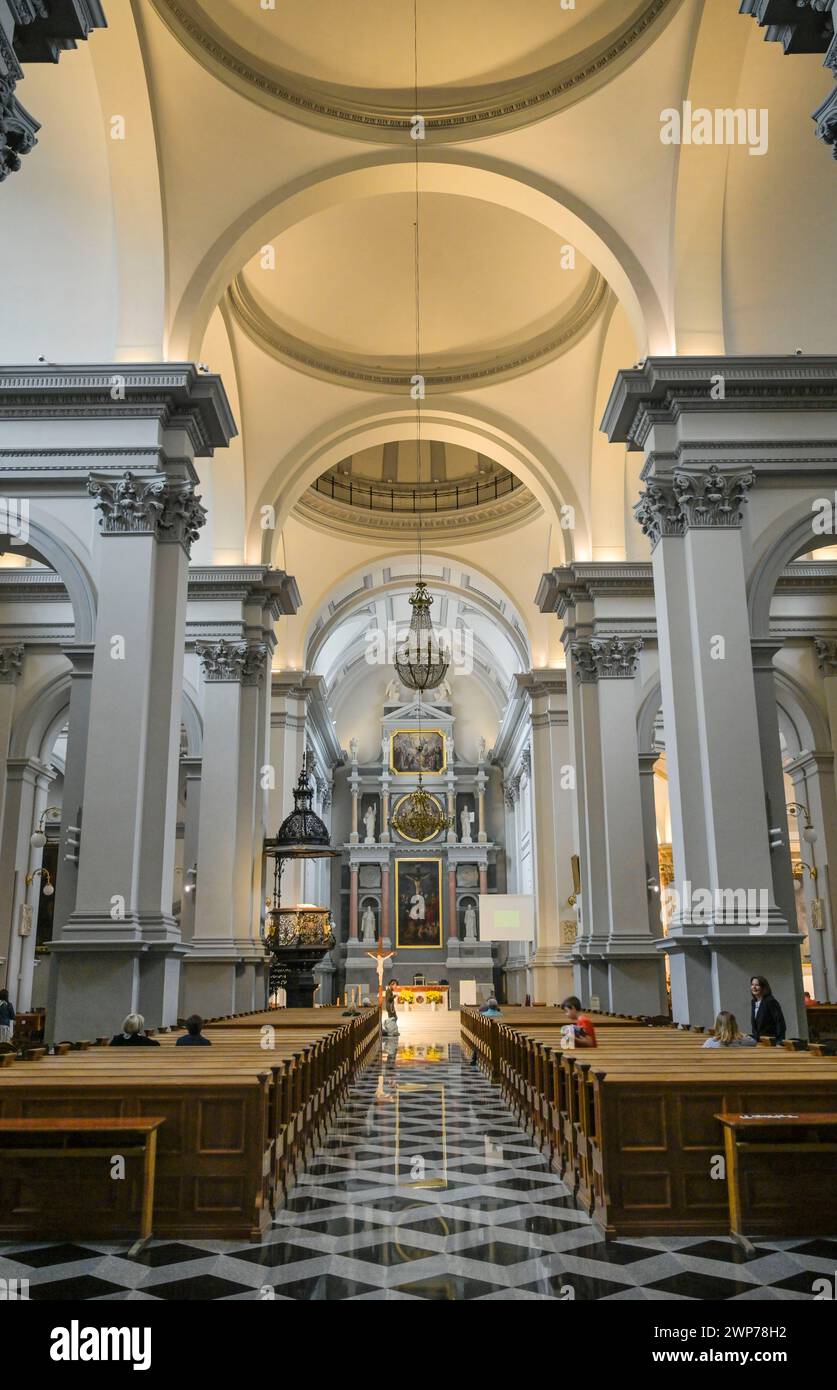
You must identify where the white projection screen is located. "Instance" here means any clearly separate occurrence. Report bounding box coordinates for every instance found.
[478,894,535,942]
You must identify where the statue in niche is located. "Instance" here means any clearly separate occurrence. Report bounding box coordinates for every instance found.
[363,803,377,843]
[460,807,474,843]
[361,903,377,944]
[478,736,487,763]
[463,902,477,941]
[349,736,359,763]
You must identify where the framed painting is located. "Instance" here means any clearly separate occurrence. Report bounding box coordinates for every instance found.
[390,728,447,775]
[395,858,443,948]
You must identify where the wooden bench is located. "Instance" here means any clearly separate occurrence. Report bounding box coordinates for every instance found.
[0,1008,380,1241]
[0,1117,165,1254]
[716,1111,837,1253]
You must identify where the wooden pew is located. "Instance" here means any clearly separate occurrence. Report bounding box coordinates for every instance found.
[0,1007,380,1241]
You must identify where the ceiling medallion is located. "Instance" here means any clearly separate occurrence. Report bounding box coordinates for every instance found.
[149,0,683,144]
[390,780,451,842]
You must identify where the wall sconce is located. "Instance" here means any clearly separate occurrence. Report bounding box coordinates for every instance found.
[647,876,660,895]
[183,864,197,895]
[30,807,61,849]
[787,801,818,845]
[25,867,54,897]
[793,861,818,885]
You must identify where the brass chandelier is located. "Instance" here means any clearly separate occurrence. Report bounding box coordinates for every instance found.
[390,780,449,841]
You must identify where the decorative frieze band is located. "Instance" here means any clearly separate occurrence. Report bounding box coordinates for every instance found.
[88,471,207,553]
[572,636,643,681]
[196,639,269,685]
[815,636,837,673]
[0,642,23,682]
[635,465,755,547]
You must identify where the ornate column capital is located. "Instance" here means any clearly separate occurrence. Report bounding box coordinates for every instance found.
[635,466,755,547]
[88,471,207,554]
[571,636,643,680]
[815,636,837,673]
[196,639,268,684]
[0,642,23,682]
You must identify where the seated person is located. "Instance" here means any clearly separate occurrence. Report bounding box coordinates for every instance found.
[382,1014,400,1037]
[480,996,502,1017]
[749,975,787,1044]
[561,996,597,1048]
[175,1014,212,1046]
[703,1011,757,1048]
[109,1013,160,1047]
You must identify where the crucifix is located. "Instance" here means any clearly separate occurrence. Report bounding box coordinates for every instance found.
[366,938,395,1007]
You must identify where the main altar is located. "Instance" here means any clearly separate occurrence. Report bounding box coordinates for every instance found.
[342,691,498,1006]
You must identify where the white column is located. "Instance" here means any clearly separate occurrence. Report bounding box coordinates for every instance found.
[815,639,837,778]
[178,757,201,946]
[1,759,55,1009]
[518,672,574,1005]
[571,639,667,1014]
[786,751,837,1004]
[566,641,610,1005]
[0,645,23,855]
[50,644,94,936]
[638,469,803,1034]
[50,472,202,1041]
[183,640,268,1016]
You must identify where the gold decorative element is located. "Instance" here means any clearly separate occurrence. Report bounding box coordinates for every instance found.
[264,904,335,948]
[390,784,451,842]
[657,842,674,886]
[390,728,447,775]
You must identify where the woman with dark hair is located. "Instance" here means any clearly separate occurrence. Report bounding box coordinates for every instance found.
[749,976,786,1044]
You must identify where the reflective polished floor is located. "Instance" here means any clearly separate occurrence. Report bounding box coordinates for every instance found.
[0,1013,833,1300]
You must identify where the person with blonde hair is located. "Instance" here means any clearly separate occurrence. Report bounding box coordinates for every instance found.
[702,1011,757,1048]
[109,1013,160,1047]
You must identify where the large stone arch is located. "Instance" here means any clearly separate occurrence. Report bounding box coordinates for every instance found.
[0,510,97,645]
[10,668,71,761]
[250,398,584,565]
[170,153,669,364]
[748,499,837,640]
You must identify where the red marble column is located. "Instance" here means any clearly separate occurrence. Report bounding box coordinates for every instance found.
[381,864,390,942]
[349,866,359,939]
[448,866,458,942]
[479,865,488,896]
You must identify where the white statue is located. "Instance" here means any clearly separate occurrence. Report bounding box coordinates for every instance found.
[464,902,477,940]
[445,734,455,765]
[363,803,376,843]
[349,736,359,763]
[460,806,474,843]
[478,736,487,763]
[361,903,376,943]
[385,677,401,701]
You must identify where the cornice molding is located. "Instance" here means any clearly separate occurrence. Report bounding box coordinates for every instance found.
[739,0,837,158]
[149,0,681,144]
[228,267,609,394]
[602,356,837,450]
[0,365,237,456]
[293,482,542,543]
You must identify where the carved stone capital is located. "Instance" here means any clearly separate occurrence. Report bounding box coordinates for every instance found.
[521,745,532,778]
[635,465,754,546]
[815,636,837,673]
[0,642,24,682]
[572,636,643,680]
[196,639,268,684]
[88,471,207,553]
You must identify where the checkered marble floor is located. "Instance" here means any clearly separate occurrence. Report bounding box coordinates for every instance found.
[1,1037,833,1301]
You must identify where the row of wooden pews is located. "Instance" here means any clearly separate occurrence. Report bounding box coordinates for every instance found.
[462,1007,837,1239]
[0,1007,380,1242]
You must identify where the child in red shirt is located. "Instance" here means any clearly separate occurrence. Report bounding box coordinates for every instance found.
[561,996,597,1047]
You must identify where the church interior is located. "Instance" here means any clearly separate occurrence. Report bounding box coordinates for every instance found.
[0,0,836,1324]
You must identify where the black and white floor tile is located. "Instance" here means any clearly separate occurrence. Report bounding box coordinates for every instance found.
[1,1037,833,1301]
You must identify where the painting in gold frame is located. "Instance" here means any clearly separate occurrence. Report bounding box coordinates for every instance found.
[395,857,443,948]
[390,729,446,775]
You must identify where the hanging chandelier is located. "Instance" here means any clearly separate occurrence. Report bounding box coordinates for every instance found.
[388,4,451,847]
[392,2,449,698]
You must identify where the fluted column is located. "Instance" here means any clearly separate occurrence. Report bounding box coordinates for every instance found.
[349,866,359,940]
[785,751,837,1004]
[447,865,458,942]
[51,472,206,1040]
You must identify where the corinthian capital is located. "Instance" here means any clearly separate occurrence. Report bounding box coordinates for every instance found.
[635,465,754,547]
[572,637,643,681]
[815,637,837,673]
[0,644,24,683]
[88,472,207,554]
[197,639,268,684]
